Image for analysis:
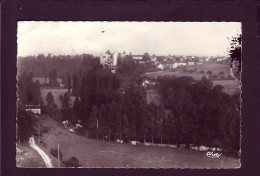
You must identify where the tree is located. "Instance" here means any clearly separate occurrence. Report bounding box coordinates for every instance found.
[17,109,36,142]
[63,157,82,167]
[88,105,99,139]
[68,72,71,93]
[49,69,58,87]
[59,92,71,109]
[105,50,111,55]
[46,92,54,107]
[142,53,151,62]
[228,34,241,73]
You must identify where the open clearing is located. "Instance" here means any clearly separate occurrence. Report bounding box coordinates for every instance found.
[41,88,76,109]
[144,63,239,95]
[144,63,230,80]
[38,116,240,168]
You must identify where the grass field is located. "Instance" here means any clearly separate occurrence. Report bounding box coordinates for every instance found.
[16,143,46,168]
[41,88,76,109]
[144,63,230,80]
[144,63,239,95]
[38,116,240,168]
[188,63,230,75]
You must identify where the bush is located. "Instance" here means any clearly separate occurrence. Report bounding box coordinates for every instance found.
[41,126,51,134]
[50,148,63,161]
[63,156,82,167]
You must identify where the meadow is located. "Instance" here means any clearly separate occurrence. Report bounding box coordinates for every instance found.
[37,117,240,168]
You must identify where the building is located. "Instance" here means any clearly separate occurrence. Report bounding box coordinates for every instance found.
[132,55,143,60]
[172,62,187,68]
[25,105,41,114]
[100,52,118,67]
[187,61,195,66]
[157,63,164,70]
[217,57,226,62]
[205,57,211,62]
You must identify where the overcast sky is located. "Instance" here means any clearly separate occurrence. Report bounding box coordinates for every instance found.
[17,21,241,57]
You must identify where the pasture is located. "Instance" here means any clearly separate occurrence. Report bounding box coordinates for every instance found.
[188,63,230,75]
[144,63,230,80]
[38,117,240,168]
[143,63,239,95]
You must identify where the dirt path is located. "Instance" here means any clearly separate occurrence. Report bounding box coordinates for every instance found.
[29,137,54,168]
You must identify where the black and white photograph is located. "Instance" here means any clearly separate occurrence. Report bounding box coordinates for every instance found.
[16,21,241,168]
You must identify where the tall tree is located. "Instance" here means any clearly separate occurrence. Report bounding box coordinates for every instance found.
[68,72,71,93]
[46,92,54,107]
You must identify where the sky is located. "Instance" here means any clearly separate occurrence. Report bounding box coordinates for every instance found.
[17,21,241,57]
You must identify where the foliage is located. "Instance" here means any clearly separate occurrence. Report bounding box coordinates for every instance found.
[63,157,82,167]
[158,76,240,151]
[17,109,37,142]
[50,148,63,161]
[228,34,242,73]
[46,92,55,107]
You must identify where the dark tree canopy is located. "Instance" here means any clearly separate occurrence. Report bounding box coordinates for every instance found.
[228,34,241,73]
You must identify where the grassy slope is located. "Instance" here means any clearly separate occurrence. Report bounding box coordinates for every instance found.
[16,143,46,168]
[38,117,240,168]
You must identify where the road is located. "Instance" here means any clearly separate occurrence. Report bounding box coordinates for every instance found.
[29,137,54,168]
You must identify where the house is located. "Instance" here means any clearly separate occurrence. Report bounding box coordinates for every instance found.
[205,57,211,62]
[151,56,157,62]
[217,57,226,62]
[172,62,187,68]
[187,61,195,66]
[132,55,143,60]
[157,63,164,70]
[142,80,150,87]
[25,105,41,114]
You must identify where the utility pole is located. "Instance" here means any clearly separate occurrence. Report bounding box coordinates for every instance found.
[38,123,40,144]
[96,120,99,141]
[58,143,60,168]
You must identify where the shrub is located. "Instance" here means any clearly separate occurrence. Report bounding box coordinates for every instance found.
[50,148,63,161]
[41,126,51,134]
[63,156,82,167]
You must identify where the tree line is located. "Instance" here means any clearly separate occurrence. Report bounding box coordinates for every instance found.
[60,66,240,154]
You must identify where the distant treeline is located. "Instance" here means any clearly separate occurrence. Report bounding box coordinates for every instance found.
[17,54,100,78]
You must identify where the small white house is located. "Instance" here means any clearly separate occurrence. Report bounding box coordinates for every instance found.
[157,64,164,70]
[25,105,41,114]
[172,62,186,68]
[187,61,195,66]
[142,80,150,87]
[217,58,226,62]
[205,57,211,62]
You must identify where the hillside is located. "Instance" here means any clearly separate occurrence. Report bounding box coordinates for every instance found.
[37,116,240,168]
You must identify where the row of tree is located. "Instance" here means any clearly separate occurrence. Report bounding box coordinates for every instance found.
[17,72,43,142]
[60,66,240,153]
